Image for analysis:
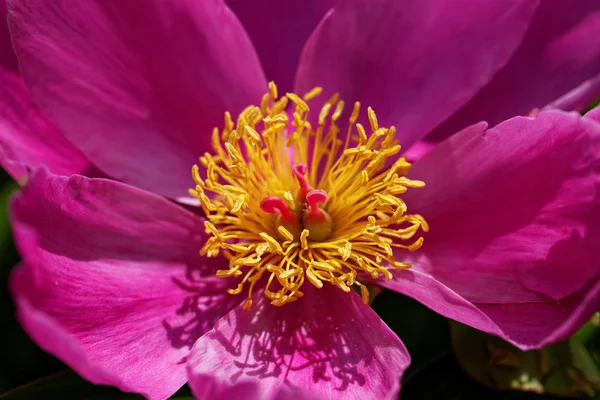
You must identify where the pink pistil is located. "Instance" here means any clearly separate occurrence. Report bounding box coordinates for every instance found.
[260,196,295,223]
[305,190,328,219]
[293,164,310,200]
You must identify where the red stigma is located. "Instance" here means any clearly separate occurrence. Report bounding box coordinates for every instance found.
[260,196,295,223]
[305,190,328,219]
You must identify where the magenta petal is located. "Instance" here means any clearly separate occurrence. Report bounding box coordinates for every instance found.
[7,0,267,198]
[10,169,238,400]
[187,285,409,400]
[295,0,537,148]
[431,1,600,140]
[404,111,600,303]
[381,269,600,349]
[0,74,96,181]
[382,110,600,348]
[0,2,93,181]
[547,73,600,114]
[186,377,319,400]
[476,277,600,348]
[225,0,335,94]
[1,0,17,73]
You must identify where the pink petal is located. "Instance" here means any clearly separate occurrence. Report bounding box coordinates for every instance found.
[0,0,17,72]
[380,110,600,349]
[546,72,600,113]
[295,0,538,148]
[0,1,93,181]
[10,169,237,400]
[187,284,409,400]
[225,0,335,94]
[381,269,600,350]
[403,111,600,304]
[7,0,267,199]
[430,0,600,140]
[186,377,319,400]
[402,140,438,164]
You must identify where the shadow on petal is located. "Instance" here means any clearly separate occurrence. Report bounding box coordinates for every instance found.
[188,284,408,399]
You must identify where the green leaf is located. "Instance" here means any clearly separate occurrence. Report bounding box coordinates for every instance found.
[0,179,18,259]
[450,321,600,398]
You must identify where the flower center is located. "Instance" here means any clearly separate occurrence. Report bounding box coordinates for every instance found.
[259,163,333,242]
[190,82,428,309]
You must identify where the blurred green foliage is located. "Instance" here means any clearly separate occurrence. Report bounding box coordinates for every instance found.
[451,320,600,398]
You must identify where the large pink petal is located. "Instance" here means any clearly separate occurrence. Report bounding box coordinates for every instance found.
[187,285,409,400]
[403,110,600,304]
[0,1,93,181]
[7,0,267,198]
[295,0,538,148]
[381,269,600,350]
[10,169,237,400]
[430,0,600,140]
[225,0,335,94]
[379,110,600,348]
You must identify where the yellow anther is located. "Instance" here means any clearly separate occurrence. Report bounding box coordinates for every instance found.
[306,268,323,288]
[259,232,283,254]
[224,112,234,138]
[338,241,352,261]
[391,261,412,269]
[367,107,379,132]
[408,237,424,251]
[245,125,262,145]
[191,165,203,185]
[356,123,368,144]
[332,100,345,121]
[286,93,309,112]
[231,195,246,213]
[361,170,369,185]
[217,269,242,278]
[303,86,323,100]
[300,229,309,250]
[260,93,270,115]
[350,101,361,124]
[312,261,336,272]
[268,82,278,100]
[318,103,332,126]
[255,242,270,256]
[224,142,242,162]
[204,221,220,237]
[326,92,340,106]
[277,226,294,242]
[279,268,302,279]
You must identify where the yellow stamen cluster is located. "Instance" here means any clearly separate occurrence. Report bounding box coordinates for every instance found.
[189,82,428,309]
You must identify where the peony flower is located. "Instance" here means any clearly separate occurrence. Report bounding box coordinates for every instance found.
[2,1,600,400]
